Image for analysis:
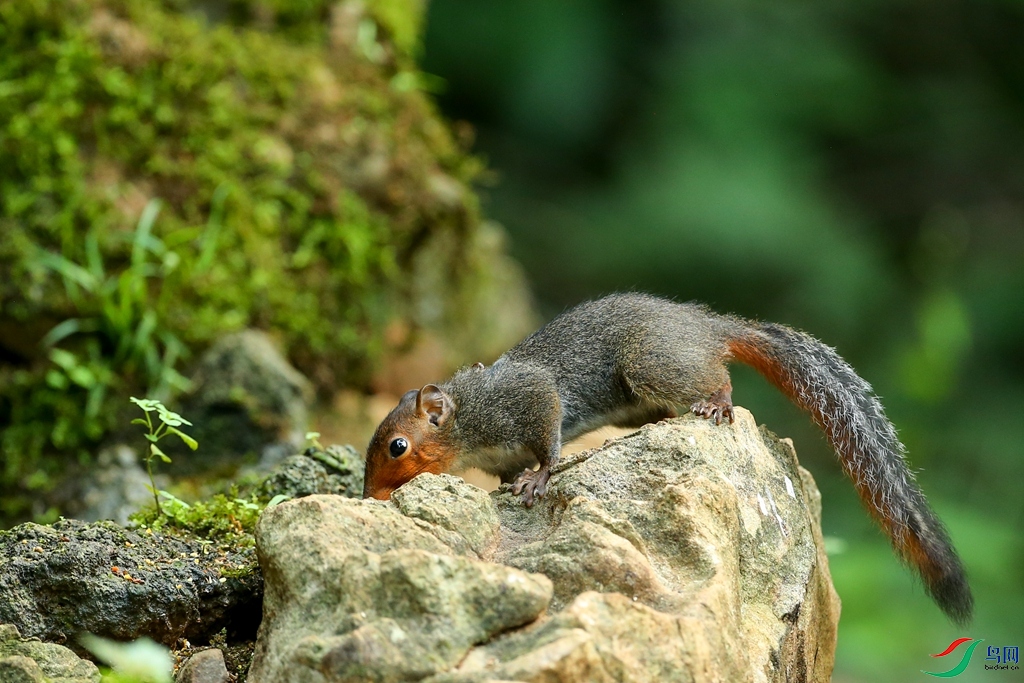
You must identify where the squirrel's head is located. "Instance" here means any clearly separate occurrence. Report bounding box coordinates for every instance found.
[362,384,456,500]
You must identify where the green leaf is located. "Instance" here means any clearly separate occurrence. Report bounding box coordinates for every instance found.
[45,370,69,390]
[50,348,78,371]
[131,418,149,426]
[130,397,160,411]
[84,231,105,280]
[155,404,191,427]
[267,494,291,507]
[158,490,191,509]
[67,365,96,389]
[132,199,163,273]
[167,426,198,451]
[195,183,230,273]
[79,634,172,683]
[150,444,171,463]
[35,249,98,292]
[132,309,158,359]
[41,318,87,347]
[85,383,106,420]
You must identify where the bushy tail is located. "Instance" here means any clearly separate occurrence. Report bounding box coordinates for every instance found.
[727,320,972,624]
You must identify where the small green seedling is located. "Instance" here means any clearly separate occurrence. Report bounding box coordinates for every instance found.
[305,431,324,451]
[130,397,198,514]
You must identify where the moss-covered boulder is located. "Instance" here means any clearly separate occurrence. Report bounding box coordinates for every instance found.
[0,0,533,522]
[256,447,365,501]
[0,518,262,651]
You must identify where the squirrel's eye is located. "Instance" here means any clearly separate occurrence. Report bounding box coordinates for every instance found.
[389,437,409,458]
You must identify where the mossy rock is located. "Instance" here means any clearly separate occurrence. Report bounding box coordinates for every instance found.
[0,518,262,651]
[0,0,533,521]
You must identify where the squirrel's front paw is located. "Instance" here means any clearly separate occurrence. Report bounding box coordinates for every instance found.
[511,467,551,508]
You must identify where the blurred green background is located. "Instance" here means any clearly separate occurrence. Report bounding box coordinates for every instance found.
[421,0,1023,681]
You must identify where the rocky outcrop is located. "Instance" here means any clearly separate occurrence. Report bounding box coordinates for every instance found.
[0,624,100,683]
[0,519,261,652]
[175,330,314,470]
[0,444,370,660]
[250,408,840,682]
[247,487,550,683]
[256,446,365,502]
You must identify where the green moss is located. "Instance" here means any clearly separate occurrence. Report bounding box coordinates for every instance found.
[0,0,508,522]
[129,489,264,548]
[218,558,260,579]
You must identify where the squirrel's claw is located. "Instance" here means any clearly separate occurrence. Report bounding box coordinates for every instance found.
[512,467,551,507]
[690,385,735,425]
[690,400,734,425]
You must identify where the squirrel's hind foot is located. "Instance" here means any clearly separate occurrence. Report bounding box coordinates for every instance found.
[511,467,551,507]
[690,384,735,425]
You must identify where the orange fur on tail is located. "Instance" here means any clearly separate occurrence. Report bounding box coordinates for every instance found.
[727,324,972,624]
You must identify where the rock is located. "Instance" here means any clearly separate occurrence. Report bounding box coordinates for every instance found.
[246,494,553,683]
[249,408,839,682]
[241,409,838,682]
[0,656,44,683]
[175,648,229,683]
[0,623,100,683]
[256,446,364,501]
[175,330,314,471]
[0,519,262,652]
[65,444,153,525]
[390,473,500,557]
[451,408,839,682]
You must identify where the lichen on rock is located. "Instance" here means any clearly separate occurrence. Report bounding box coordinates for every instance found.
[0,624,100,683]
[256,447,365,501]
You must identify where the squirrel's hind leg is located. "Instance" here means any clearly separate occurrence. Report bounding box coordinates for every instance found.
[618,332,733,424]
[690,382,735,425]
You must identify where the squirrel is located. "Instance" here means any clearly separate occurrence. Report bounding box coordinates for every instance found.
[362,292,972,624]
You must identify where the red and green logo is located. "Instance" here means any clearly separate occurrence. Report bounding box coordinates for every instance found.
[923,638,984,677]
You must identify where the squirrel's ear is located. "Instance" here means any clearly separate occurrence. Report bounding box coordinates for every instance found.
[416,384,451,426]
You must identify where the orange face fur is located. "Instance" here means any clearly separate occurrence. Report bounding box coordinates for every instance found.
[362,385,456,500]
